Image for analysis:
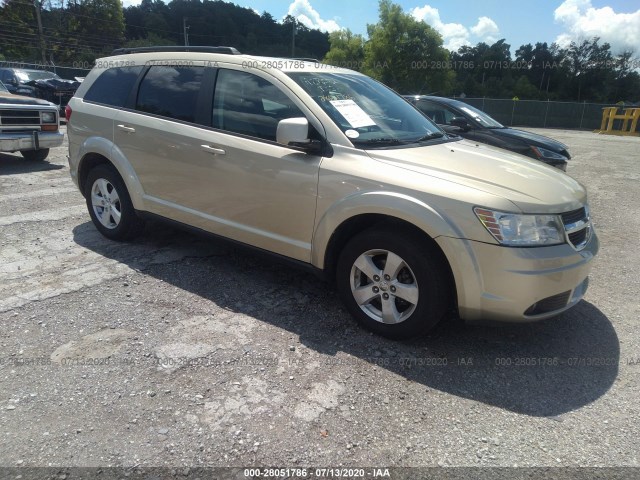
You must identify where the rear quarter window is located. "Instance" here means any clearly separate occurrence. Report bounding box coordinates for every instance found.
[84,66,143,107]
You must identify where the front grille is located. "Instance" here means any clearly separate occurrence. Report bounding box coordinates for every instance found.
[0,109,41,126]
[524,291,571,316]
[568,229,587,246]
[561,208,586,225]
[561,207,590,250]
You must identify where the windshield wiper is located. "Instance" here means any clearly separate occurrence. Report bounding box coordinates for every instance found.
[351,138,406,146]
[412,132,445,143]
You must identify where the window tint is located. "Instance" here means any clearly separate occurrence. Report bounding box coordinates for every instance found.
[416,101,456,125]
[213,69,304,141]
[1,70,16,83]
[84,66,142,107]
[136,66,204,123]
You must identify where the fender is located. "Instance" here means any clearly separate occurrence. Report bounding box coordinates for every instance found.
[78,136,146,211]
[311,190,467,269]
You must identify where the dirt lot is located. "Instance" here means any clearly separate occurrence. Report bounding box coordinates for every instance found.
[0,127,639,474]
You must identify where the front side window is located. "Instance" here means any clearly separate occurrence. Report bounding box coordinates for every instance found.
[288,72,445,148]
[213,69,304,141]
[136,66,204,123]
[84,66,143,107]
[415,100,457,125]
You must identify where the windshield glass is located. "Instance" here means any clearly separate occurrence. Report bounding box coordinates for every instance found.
[288,72,445,148]
[17,70,60,82]
[457,103,504,128]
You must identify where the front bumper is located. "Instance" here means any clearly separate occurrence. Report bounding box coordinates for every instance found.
[0,130,64,152]
[437,227,599,322]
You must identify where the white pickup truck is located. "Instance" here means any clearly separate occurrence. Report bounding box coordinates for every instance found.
[0,80,63,161]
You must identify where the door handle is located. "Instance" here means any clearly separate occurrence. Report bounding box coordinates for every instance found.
[201,145,226,155]
[117,124,136,133]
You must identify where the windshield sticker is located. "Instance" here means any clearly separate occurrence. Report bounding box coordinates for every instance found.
[345,129,360,139]
[330,99,376,128]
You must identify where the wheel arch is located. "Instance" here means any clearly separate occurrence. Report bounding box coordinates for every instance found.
[77,138,145,210]
[313,191,462,269]
[315,193,459,309]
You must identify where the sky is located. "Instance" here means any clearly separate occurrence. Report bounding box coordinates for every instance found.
[219,0,640,54]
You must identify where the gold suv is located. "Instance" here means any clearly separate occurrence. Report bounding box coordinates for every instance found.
[66,47,598,338]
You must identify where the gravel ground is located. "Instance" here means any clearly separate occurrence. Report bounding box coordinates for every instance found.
[0,127,638,475]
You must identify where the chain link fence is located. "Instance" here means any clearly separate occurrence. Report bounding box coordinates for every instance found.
[455,97,626,130]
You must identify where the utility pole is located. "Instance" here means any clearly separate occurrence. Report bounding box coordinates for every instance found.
[291,20,295,57]
[33,0,46,63]
[183,17,190,47]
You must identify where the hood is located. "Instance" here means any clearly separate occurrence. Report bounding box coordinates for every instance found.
[0,91,55,106]
[367,139,586,214]
[492,127,569,153]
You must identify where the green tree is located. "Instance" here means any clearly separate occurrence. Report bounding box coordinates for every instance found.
[48,0,126,64]
[364,0,453,94]
[0,0,39,60]
[451,40,516,97]
[323,29,365,70]
[513,75,538,99]
[557,37,615,101]
[611,50,640,102]
[124,31,173,48]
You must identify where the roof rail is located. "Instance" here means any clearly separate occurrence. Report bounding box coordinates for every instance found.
[110,46,242,55]
[293,57,319,62]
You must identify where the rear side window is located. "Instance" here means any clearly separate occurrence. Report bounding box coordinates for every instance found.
[136,66,204,123]
[84,66,142,107]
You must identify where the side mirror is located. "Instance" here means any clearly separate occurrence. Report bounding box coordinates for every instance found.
[277,117,310,147]
[450,117,470,131]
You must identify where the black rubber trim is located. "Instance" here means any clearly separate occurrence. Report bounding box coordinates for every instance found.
[136,210,326,280]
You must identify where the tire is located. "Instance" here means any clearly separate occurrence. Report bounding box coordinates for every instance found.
[20,149,50,161]
[84,164,144,241]
[336,227,451,339]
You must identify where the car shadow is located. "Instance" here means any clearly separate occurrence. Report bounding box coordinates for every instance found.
[72,220,619,418]
[0,152,64,175]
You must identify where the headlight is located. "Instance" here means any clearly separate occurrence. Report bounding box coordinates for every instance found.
[41,111,56,123]
[531,146,567,161]
[474,207,565,246]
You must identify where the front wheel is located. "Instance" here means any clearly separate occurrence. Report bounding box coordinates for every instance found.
[85,164,144,241]
[20,149,50,161]
[336,227,451,339]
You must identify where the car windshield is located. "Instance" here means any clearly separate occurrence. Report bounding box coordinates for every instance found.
[288,72,445,148]
[457,103,504,128]
[16,70,60,82]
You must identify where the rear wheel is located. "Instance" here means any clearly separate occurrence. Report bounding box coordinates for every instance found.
[20,149,49,161]
[85,164,143,241]
[336,227,451,339]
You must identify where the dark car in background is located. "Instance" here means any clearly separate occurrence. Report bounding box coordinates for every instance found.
[0,68,61,96]
[0,68,79,115]
[404,95,570,170]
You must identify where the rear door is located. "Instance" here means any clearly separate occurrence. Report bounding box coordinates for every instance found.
[113,62,215,212]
